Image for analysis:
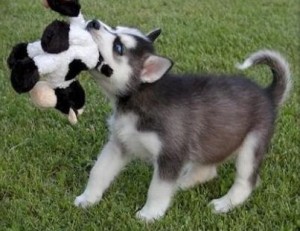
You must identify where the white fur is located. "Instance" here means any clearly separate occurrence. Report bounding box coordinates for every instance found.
[120,34,137,49]
[178,163,217,189]
[110,113,162,160]
[110,60,133,95]
[235,59,253,70]
[136,164,176,221]
[115,26,149,40]
[210,132,258,213]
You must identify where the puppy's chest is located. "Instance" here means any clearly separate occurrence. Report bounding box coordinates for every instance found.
[109,113,162,160]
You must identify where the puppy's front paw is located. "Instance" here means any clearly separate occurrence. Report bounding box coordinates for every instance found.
[135,207,164,222]
[209,196,232,214]
[74,193,101,208]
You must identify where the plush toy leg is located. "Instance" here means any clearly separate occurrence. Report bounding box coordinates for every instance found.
[67,80,85,125]
[45,0,81,17]
[54,80,85,124]
[30,81,84,124]
[68,108,78,125]
[77,108,84,115]
[69,106,85,125]
[29,81,57,108]
[68,80,85,113]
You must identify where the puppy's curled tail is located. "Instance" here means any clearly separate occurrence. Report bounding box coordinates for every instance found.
[236,50,292,107]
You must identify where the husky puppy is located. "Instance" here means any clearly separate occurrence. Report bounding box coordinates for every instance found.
[74,19,291,221]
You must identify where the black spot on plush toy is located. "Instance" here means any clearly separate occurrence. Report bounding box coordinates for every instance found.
[7,0,100,124]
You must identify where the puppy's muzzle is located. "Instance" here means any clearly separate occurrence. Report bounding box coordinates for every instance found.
[87,20,100,30]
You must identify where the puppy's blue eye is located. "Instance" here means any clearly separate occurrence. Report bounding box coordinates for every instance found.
[113,37,124,56]
[114,43,123,55]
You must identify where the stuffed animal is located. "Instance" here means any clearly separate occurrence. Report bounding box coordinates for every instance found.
[7,0,100,124]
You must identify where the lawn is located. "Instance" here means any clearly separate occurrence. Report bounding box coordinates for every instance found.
[0,0,299,230]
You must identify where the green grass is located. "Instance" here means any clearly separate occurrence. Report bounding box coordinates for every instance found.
[0,0,299,230]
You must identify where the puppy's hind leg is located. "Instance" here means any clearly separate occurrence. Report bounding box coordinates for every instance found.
[75,136,131,208]
[209,131,268,213]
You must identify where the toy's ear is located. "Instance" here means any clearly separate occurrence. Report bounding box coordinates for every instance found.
[7,43,29,69]
[141,55,173,83]
[41,20,70,54]
[146,28,162,43]
[45,0,81,17]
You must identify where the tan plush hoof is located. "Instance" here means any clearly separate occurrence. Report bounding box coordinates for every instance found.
[77,108,84,116]
[68,108,78,125]
[29,81,57,108]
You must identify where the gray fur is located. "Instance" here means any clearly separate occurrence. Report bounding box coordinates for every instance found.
[117,73,277,182]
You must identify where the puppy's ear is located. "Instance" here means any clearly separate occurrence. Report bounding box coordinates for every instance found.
[141,55,173,83]
[146,28,162,42]
[41,20,70,53]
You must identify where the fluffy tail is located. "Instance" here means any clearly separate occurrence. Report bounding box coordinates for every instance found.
[236,50,292,107]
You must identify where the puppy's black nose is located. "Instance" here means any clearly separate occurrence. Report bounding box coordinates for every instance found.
[87,20,101,30]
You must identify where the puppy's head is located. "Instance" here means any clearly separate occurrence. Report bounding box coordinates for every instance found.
[86,20,173,97]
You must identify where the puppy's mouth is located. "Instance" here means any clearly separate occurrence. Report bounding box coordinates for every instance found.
[95,52,114,78]
[95,52,104,69]
[86,20,114,78]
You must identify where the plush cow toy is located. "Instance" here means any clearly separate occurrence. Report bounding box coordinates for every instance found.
[7,0,99,124]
